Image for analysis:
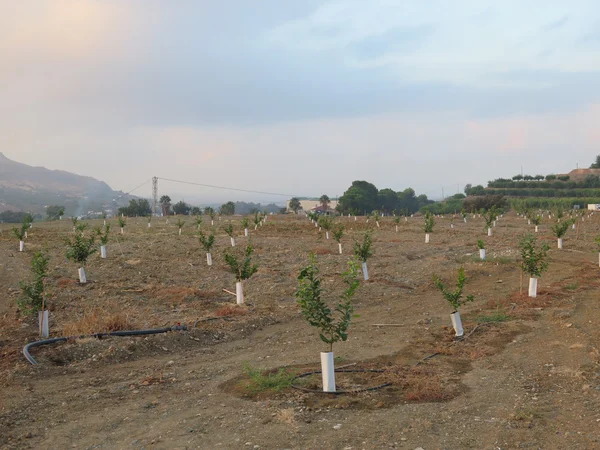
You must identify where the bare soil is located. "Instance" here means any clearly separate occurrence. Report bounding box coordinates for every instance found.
[2,213,600,449]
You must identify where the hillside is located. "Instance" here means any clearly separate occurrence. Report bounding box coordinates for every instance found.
[0,152,131,216]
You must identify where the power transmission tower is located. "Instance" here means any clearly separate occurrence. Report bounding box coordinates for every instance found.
[152,177,158,216]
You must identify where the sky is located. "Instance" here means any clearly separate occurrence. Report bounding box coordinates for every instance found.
[2,0,600,203]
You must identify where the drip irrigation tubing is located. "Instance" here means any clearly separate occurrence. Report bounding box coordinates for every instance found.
[23,325,187,365]
[291,369,392,394]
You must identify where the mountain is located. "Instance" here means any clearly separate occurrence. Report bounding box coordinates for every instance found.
[0,152,133,217]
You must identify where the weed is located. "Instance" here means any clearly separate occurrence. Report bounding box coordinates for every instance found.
[476,310,510,323]
[242,363,295,394]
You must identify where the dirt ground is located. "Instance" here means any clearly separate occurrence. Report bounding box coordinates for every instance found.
[2,212,600,449]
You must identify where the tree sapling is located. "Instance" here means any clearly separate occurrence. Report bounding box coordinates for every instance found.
[118,217,126,234]
[13,223,28,252]
[224,244,258,304]
[477,239,486,260]
[551,220,571,249]
[433,267,475,337]
[66,226,96,283]
[296,254,360,392]
[332,224,344,254]
[224,223,236,247]
[198,230,216,266]
[519,234,549,297]
[95,225,110,258]
[353,231,373,280]
[424,211,435,243]
[176,218,185,236]
[241,217,250,236]
[18,250,50,336]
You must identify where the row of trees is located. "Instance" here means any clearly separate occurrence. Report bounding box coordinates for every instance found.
[335,181,433,215]
[488,176,600,190]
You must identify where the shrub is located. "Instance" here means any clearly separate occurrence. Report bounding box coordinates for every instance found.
[432,268,474,311]
[477,240,485,250]
[66,229,96,266]
[296,254,360,352]
[176,218,185,230]
[198,230,216,252]
[18,251,50,314]
[424,212,435,233]
[551,220,571,239]
[118,217,127,229]
[241,217,250,229]
[95,225,110,245]
[224,244,258,281]
[318,216,333,232]
[12,223,27,241]
[332,225,344,243]
[353,231,373,262]
[519,234,549,277]
[223,223,234,237]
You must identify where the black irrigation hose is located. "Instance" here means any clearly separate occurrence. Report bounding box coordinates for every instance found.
[291,369,392,394]
[23,325,188,365]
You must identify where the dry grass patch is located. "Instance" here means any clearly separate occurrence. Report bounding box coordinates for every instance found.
[214,305,248,317]
[62,308,134,336]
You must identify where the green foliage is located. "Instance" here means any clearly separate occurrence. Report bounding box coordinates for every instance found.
[423,211,435,233]
[46,205,65,220]
[224,244,258,281]
[160,195,172,216]
[12,223,27,241]
[318,216,333,231]
[198,230,216,252]
[219,201,235,216]
[353,231,373,262]
[241,217,250,229]
[118,217,127,228]
[289,197,302,213]
[595,235,600,251]
[433,268,475,311]
[519,234,549,277]
[337,181,432,215]
[176,218,185,230]
[531,215,541,226]
[173,201,190,216]
[95,224,110,245]
[208,209,217,220]
[18,251,50,314]
[332,225,344,243]
[551,220,571,238]
[296,254,360,352]
[118,199,152,217]
[476,309,510,324]
[483,206,498,229]
[555,207,564,219]
[253,213,261,226]
[195,216,203,227]
[75,222,88,233]
[477,239,485,250]
[242,363,295,394]
[66,229,96,266]
[223,223,234,237]
[394,215,402,225]
[71,217,78,226]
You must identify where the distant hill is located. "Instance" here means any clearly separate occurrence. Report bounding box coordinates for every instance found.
[0,152,133,217]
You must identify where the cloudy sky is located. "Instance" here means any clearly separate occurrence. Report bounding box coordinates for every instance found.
[2,0,600,203]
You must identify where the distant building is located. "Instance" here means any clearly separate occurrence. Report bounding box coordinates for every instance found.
[587,204,600,211]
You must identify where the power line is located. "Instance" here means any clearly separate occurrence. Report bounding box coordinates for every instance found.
[113,179,152,201]
[157,177,298,198]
